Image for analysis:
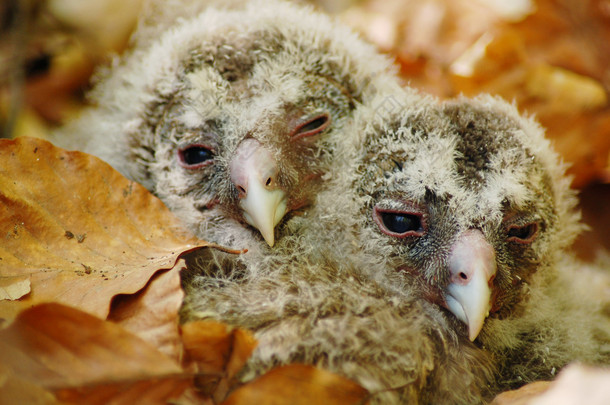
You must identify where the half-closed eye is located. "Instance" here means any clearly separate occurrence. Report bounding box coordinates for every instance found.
[506,222,539,244]
[373,206,425,238]
[290,112,331,141]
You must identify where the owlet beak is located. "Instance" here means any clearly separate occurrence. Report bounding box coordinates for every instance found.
[229,138,287,247]
[445,229,497,341]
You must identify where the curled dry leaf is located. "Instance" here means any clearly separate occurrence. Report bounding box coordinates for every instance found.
[490,381,552,405]
[0,363,59,405]
[0,136,209,322]
[490,363,610,405]
[0,275,30,301]
[107,263,185,360]
[0,303,192,404]
[222,364,370,405]
[529,364,610,405]
[0,136,257,404]
[343,0,610,187]
[181,320,257,403]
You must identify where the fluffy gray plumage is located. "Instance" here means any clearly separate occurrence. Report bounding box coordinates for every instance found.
[181,246,495,404]
[53,0,400,250]
[51,1,609,402]
[343,91,610,391]
[181,91,481,404]
[183,90,610,403]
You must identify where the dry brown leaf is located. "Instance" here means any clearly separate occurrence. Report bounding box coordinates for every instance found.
[0,136,209,321]
[0,275,30,301]
[48,0,145,53]
[222,364,370,405]
[181,320,258,402]
[490,381,552,405]
[345,0,610,187]
[0,364,59,405]
[55,378,193,405]
[572,184,610,260]
[491,364,610,405]
[0,303,193,404]
[108,264,185,360]
[528,364,610,405]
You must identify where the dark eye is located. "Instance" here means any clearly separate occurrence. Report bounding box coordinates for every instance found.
[507,222,539,244]
[290,113,331,141]
[373,206,425,238]
[178,144,215,169]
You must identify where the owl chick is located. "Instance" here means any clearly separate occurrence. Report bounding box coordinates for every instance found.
[53,0,399,249]
[181,244,496,405]
[182,89,608,402]
[180,91,499,404]
[341,90,610,393]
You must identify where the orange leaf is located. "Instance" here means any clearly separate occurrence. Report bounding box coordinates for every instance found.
[490,381,551,405]
[0,136,208,320]
[181,320,257,402]
[54,378,193,405]
[0,275,30,301]
[0,364,59,405]
[0,303,194,404]
[222,364,370,405]
[108,264,185,361]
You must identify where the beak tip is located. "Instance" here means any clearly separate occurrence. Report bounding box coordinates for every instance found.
[264,235,275,247]
[468,325,482,341]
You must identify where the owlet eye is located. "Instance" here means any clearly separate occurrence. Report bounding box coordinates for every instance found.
[507,222,539,244]
[374,206,425,238]
[179,145,215,169]
[290,112,331,141]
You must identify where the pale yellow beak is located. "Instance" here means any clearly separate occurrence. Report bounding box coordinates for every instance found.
[229,138,287,247]
[445,229,497,341]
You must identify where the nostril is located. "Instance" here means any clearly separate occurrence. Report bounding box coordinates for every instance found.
[237,185,246,194]
[451,268,472,285]
[265,177,272,187]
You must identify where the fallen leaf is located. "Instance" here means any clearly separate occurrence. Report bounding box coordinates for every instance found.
[572,183,610,261]
[490,364,610,405]
[181,320,257,402]
[529,364,610,405]
[525,64,607,111]
[108,264,185,360]
[222,364,370,405]
[343,0,610,187]
[490,381,552,405]
[0,303,193,404]
[55,378,193,405]
[0,364,58,405]
[0,275,30,301]
[0,136,209,321]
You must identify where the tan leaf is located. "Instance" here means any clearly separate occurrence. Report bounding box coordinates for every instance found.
[529,364,610,405]
[0,303,194,403]
[0,275,30,301]
[181,320,257,402]
[0,136,209,321]
[347,0,610,187]
[222,364,370,405]
[0,364,59,405]
[108,264,185,361]
[54,378,193,405]
[490,381,552,405]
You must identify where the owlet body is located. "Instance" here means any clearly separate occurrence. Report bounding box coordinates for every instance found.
[181,91,494,404]
[183,90,609,403]
[342,91,610,395]
[53,0,400,250]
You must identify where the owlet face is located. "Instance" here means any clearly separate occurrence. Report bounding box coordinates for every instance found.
[114,2,396,249]
[353,93,576,341]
